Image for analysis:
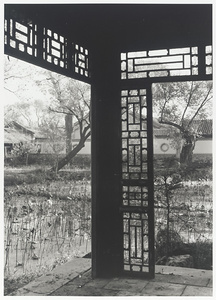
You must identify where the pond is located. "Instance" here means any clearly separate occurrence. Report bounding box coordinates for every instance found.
[4,179,91,279]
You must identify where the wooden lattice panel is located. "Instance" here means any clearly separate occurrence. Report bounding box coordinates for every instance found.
[121,89,148,181]
[121,88,152,275]
[123,212,149,272]
[4,18,38,57]
[74,44,89,77]
[43,28,68,69]
[121,47,199,79]
[4,13,90,81]
[205,45,212,75]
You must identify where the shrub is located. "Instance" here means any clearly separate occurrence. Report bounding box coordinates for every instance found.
[186,241,212,270]
[155,228,184,259]
[5,153,91,170]
[4,169,47,186]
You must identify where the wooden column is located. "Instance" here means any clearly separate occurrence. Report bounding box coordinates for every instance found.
[91,42,123,277]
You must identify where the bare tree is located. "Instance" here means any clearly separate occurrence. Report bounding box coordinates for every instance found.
[153,81,213,164]
[4,56,91,172]
[45,72,91,171]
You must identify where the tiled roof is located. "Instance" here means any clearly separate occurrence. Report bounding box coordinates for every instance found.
[5,121,35,135]
[196,119,212,136]
[4,127,32,144]
[154,119,212,137]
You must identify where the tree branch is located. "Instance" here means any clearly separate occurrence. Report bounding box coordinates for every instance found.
[158,119,184,132]
[188,88,213,128]
[53,128,91,171]
[180,81,194,124]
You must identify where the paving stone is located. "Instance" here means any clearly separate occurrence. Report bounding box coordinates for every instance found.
[50,284,83,296]
[116,290,144,296]
[66,269,92,287]
[207,278,213,288]
[9,257,91,296]
[52,257,91,276]
[103,277,149,292]
[9,288,43,296]
[18,274,68,295]
[141,281,186,296]
[153,273,209,287]
[52,285,118,296]
[73,286,119,296]
[9,260,213,296]
[182,285,212,296]
[156,265,212,279]
[84,277,113,288]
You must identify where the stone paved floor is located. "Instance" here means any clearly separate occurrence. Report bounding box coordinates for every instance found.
[9,258,213,297]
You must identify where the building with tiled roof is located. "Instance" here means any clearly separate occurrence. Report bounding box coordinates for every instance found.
[153,119,212,155]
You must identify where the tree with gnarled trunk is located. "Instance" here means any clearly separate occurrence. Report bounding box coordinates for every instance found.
[45,72,91,171]
[4,56,91,172]
[153,81,213,165]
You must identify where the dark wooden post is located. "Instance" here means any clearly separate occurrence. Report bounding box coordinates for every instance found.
[91,42,123,278]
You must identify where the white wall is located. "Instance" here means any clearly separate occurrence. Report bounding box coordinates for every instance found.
[72,139,91,154]
[193,140,212,154]
[153,137,212,155]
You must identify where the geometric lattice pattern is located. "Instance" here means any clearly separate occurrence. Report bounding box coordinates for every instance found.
[5,18,38,57]
[123,212,149,272]
[121,88,151,274]
[43,28,68,69]
[74,44,89,77]
[4,15,90,80]
[121,89,148,180]
[121,47,199,79]
[205,45,212,75]
[122,185,148,207]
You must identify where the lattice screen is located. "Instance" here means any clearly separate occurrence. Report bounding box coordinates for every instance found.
[121,47,203,79]
[74,44,89,77]
[4,15,90,80]
[4,18,38,57]
[43,28,67,69]
[205,45,212,75]
[121,88,153,274]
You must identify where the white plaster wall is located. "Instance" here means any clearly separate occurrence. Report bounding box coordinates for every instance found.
[153,138,212,155]
[72,140,91,154]
[153,137,176,154]
[193,140,212,154]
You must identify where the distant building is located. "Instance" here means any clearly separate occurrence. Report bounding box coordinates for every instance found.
[71,118,212,156]
[4,119,212,158]
[4,121,65,156]
[4,121,35,157]
[153,119,212,155]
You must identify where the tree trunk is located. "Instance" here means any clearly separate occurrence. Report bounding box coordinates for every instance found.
[65,114,73,154]
[51,131,91,171]
[180,134,196,165]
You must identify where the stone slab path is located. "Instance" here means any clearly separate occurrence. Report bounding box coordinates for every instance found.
[9,258,213,297]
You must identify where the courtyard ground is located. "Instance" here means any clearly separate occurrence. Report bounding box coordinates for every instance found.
[8,257,213,297]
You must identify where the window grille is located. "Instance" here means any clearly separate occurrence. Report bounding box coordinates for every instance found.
[121,88,153,275]
[74,44,89,77]
[5,18,38,57]
[4,15,90,80]
[43,28,67,69]
[121,47,199,79]
[205,45,212,75]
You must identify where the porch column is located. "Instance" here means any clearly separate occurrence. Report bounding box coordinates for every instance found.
[91,42,123,277]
